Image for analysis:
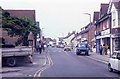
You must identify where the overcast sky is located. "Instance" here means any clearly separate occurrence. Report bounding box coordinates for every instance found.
[1,0,110,38]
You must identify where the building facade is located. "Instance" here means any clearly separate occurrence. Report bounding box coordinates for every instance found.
[95,4,111,55]
[109,0,120,54]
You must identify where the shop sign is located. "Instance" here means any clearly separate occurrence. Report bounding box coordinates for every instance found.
[101,29,110,35]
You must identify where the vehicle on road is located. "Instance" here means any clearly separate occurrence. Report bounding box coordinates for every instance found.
[2,44,33,67]
[108,51,120,72]
[76,42,90,55]
[64,45,71,51]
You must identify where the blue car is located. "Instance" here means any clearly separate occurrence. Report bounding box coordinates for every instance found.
[76,42,90,55]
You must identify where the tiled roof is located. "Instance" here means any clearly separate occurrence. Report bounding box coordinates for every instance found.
[62,31,75,39]
[71,23,92,41]
[5,10,36,22]
[113,1,120,9]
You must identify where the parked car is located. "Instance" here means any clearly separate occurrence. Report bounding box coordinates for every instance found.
[64,45,71,51]
[76,42,90,55]
[108,51,120,72]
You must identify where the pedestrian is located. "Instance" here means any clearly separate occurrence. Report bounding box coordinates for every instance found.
[102,44,108,55]
[100,45,102,55]
[38,40,42,54]
[36,43,39,52]
[104,44,109,55]
[41,42,45,52]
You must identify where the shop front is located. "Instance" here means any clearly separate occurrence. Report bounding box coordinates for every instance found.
[111,28,120,53]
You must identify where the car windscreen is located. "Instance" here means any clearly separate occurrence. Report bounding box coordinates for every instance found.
[78,44,87,47]
[117,53,120,59]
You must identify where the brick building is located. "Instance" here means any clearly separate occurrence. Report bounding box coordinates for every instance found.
[95,3,111,54]
[2,9,36,46]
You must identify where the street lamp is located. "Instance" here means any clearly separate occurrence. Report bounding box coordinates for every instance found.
[83,13,91,23]
[40,28,45,40]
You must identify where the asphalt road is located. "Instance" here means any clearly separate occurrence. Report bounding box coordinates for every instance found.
[41,47,119,77]
[2,47,120,78]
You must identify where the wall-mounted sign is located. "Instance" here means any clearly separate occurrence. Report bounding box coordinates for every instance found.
[101,29,110,35]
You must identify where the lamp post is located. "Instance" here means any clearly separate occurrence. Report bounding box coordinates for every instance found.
[83,13,91,23]
[40,28,45,41]
[83,13,92,52]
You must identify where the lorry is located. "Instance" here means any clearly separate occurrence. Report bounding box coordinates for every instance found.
[2,44,33,67]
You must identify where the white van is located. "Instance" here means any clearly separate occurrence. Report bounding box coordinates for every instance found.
[108,51,120,72]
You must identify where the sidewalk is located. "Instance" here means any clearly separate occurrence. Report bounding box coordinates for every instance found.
[87,52,110,64]
[1,51,47,73]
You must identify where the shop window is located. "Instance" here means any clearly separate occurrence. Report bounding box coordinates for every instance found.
[115,37,120,51]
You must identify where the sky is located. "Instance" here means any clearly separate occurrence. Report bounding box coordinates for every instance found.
[0,0,110,39]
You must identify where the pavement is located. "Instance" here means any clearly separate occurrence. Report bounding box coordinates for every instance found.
[1,48,110,73]
[87,52,110,64]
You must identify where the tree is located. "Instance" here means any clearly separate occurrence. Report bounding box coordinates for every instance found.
[2,10,40,46]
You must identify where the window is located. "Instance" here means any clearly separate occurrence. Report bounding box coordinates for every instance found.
[118,10,120,25]
[117,53,120,59]
[115,37,120,51]
[106,20,109,28]
[113,19,116,26]
[113,11,116,26]
[103,22,106,30]
[112,52,117,59]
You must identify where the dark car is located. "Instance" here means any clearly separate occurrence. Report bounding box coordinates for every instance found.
[76,42,90,55]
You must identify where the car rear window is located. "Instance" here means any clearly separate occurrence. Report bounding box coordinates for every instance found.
[78,44,87,47]
[117,53,120,58]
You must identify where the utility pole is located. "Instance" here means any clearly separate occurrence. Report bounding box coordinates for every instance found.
[83,13,91,23]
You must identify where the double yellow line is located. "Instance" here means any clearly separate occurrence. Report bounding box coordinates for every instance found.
[33,53,53,78]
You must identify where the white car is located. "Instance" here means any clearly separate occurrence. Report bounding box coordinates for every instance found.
[64,46,71,51]
[108,51,120,72]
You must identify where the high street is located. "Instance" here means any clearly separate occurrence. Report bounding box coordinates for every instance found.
[38,47,119,77]
[1,47,120,77]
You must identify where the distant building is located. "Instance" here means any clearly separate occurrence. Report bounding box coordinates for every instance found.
[62,31,75,46]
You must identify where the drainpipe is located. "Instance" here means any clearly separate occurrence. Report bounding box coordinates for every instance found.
[110,34,112,57]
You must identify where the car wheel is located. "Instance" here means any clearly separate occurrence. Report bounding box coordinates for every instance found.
[76,52,79,55]
[108,64,113,72]
[85,52,89,56]
[6,57,16,67]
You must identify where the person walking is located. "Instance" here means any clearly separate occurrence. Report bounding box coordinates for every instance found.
[104,44,109,55]
[102,44,108,55]
[100,45,103,55]
[41,42,45,52]
[38,40,42,54]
